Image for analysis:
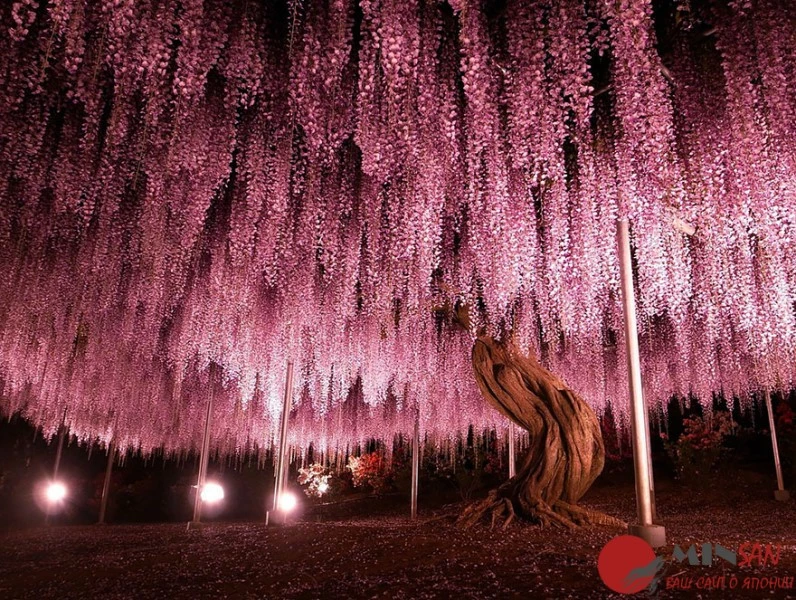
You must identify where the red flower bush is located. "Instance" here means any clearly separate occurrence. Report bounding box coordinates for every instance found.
[347,452,394,495]
[665,411,734,482]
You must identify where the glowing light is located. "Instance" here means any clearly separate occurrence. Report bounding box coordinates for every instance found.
[277,491,298,513]
[318,481,329,494]
[200,482,224,503]
[45,482,67,503]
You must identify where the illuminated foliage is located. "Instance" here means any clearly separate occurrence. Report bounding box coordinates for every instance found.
[0,0,793,455]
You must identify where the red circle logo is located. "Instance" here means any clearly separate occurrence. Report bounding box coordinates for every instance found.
[598,535,661,594]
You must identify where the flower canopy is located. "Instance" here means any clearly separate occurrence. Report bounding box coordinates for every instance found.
[0,0,794,453]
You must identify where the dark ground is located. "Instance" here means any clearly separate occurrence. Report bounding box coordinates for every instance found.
[1,466,794,600]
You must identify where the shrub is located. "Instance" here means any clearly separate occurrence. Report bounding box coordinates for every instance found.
[297,463,333,498]
[347,452,394,495]
[663,411,734,482]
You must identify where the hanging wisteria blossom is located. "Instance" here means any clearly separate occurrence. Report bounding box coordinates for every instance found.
[0,0,794,457]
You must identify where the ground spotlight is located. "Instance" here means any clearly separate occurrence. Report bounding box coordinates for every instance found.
[277,491,298,512]
[45,481,67,504]
[200,482,225,503]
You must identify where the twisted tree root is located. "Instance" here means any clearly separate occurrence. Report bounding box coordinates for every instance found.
[457,487,626,530]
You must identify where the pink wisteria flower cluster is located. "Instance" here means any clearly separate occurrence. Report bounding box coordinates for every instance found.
[0,0,794,457]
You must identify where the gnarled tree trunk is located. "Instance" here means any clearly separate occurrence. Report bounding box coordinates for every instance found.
[458,336,625,529]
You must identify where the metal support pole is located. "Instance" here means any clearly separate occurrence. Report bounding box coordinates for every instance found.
[98,439,115,524]
[53,410,67,479]
[282,445,291,493]
[270,361,295,523]
[190,388,214,527]
[617,218,666,547]
[411,412,419,520]
[45,410,68,524]
[764,390,790,501]
[643,401,657,521]
[508,421,516,479]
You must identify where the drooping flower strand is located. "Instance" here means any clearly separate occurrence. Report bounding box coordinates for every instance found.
[0,0,794,454]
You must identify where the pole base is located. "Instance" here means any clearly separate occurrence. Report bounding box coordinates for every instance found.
[774,490,790,502]
[266,510,290,526]
[186,521,206,531]
[628,523,667,548]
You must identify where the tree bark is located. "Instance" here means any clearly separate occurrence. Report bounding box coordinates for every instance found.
[458,336,625,529]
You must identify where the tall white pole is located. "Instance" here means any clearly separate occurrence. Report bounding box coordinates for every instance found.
[411,411,420,520]
[643,398,657,521]
[52,409,67,479]
[764,390,790,501]
[617,218,665,547]
[508,421,516,479]
[46,410,68,524]
[190,389,214,527]
[98,439,115,524]
[271,361,295,522]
